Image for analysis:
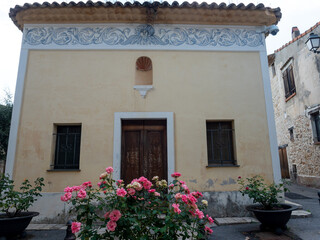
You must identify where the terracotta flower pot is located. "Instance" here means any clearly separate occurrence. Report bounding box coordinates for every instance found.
[246,204,298,235]
[0,211,39,238]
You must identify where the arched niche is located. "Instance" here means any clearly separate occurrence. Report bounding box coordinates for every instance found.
[134,56,153,98]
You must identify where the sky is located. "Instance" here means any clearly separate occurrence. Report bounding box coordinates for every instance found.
[1,0,320,101]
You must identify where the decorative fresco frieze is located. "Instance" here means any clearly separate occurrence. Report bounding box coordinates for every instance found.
[23,24,263,48]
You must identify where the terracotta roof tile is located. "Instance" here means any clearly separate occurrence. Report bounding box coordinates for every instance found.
[9,1,282,30]
[275,21,320,53]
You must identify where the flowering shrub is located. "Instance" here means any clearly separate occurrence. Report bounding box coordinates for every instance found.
[61,168,214,239]
[237,175,288,210]
[0,174,44,217]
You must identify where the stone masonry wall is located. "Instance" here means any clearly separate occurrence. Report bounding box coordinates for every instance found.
[269,25,320,188]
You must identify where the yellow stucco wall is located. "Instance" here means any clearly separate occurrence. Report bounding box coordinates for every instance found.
[13,50,273,192]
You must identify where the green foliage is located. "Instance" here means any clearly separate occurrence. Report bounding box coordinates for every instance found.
[0,90,13,160]
[0,175,45,217]
[237,175,289,210]
[62,170,214,239]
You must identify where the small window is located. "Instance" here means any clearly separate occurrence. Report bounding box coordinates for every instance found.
[271,63,276,77]
[288,127,294,142]
[206,121,236,166]
[54,125,81,169]
[311,112,320,143]
[282,64,296,101]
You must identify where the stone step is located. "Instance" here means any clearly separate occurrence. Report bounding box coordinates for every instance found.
[214,217,258,226]
[26,224,66,230]
[285,199,303,210]
[291,210,312,218]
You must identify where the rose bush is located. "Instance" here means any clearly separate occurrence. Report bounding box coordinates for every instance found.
[0,174,44,217]
[237,175,288,210]
[61,168,214,239]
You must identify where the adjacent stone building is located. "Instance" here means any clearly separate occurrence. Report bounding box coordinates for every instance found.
[268,22,320,187]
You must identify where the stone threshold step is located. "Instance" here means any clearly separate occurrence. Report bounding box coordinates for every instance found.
[214,217,258,226]
[285,200,303,210]
[26,224,66,230]
[291,210,312,218]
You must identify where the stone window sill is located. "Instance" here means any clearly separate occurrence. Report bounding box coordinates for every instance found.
[314,142,320,145]
[47,169,81,172]
[206,164,240,168]
[285,92,296,102]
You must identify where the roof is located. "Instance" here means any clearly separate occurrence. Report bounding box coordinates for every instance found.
[275,21,320,53]
[9,1,282,31]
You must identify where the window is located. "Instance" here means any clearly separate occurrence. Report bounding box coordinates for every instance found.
[311,112,320,143]
[54,125,81,169]
[282,64,296,100]
[206,121,236,166]
[288,127,294,142]
[271,63,276,77]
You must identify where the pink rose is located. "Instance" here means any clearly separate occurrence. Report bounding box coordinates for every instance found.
[205,226,213,234]
[207,215,214,224]
[148,189,156,193]
[181,195,188,204]
[172,203,181,214]
[154,192,160,197]
[72,186,81,192]
[107,220,117,231]
[138,176,148,183]
[127,188,136,195]
[246,187,249,190]
[61,192,72,202]
[116,180,124,186]
[71,222,81,233]
[191,191,203,198]
[171,172,181,178]
[195,209,204,219]
[105,167,114,174]
[82,181,92,188]
[175,193,182,199]
[109,210,121,221]
[64,186,73,193]
[104,211,110,219]
[143,180,152,190]
[169,184,174,189]
[77,189,87,199]
[116,188,127,197]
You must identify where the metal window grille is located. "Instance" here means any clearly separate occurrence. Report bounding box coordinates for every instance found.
[206,122,235,165]
[54,126,81,169]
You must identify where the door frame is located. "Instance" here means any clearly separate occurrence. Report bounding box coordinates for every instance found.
[113,112,175,182]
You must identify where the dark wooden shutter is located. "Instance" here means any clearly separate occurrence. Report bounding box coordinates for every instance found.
[283,71,290,98]
[288,65,296,94]
[278,147,290,179]
[207,122,235,165]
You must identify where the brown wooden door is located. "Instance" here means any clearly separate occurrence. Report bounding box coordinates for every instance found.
[121,120,167,184]
[278,147,290,179]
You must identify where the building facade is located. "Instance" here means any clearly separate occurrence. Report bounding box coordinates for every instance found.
[268,23,320,188]
[6,1,281,222]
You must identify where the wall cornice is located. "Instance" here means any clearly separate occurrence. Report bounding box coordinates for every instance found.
[23,23,264,51]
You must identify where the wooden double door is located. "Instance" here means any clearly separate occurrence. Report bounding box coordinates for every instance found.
[121,120,167,184]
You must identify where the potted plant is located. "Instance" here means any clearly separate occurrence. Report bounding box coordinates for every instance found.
[61,167,215,239]
[237,175,297,235]
[0,174,44,238]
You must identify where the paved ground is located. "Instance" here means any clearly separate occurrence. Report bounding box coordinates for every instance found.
[6,182,319,240]
[209,182,320,240]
